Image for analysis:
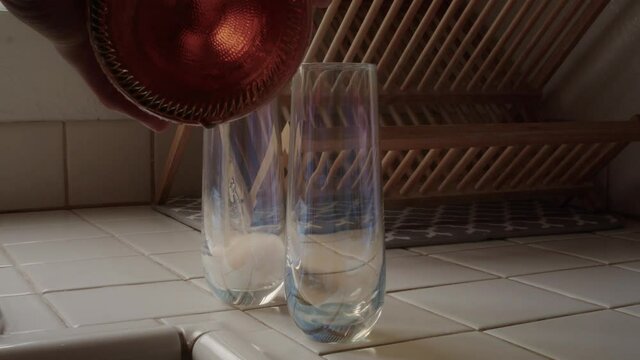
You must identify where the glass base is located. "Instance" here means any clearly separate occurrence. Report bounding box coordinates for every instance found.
[288,299,383,343]
[207,278,283,307]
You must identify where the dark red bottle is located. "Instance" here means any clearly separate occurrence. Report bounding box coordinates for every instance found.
[88,0,313,126]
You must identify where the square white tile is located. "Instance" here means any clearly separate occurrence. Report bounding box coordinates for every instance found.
[0,122,65,212]
[391,279,598,330]
[189,278,287,309]
[96,217,191,236]
[0,267,32,297]
[433,245,598,277]
[22,256,179,293]
[386,256,495,292]
[247,296,469,355]
[324,332,547,360]
[530,235,640,264]
[193,329,324,360]
[120,231,202,255]
[384,249,418,258]
[160,310,268,348]
[4,236,138,264]
[0,295,65,334]
[409,240,513,255]
[152,251,203,279]
[617,305,640,317]
[0,222,108,245]
[0,248,11,267]
[617,260,640,272]
[74,206,164,223]
[514,266,640,308]
[0,210,84,229]
[508,232,598,244]
[66,120,151,205]
[488,310,640,360]
[44,281,231,326]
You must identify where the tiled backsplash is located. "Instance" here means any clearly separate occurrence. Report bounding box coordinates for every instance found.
[0,120,202,212]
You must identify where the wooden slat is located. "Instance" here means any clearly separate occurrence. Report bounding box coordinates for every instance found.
[324,0,362,62]
[420,148,463,193]
[482,0,551,90]
[510,144,553,188]
[439,147,481,191]
[385,0,444,90]
[457,146,500,190]
[370,121,640,151]
[578,142,624,182]
[526,145,570,187]
[304,0,342,62]
[344,0,384,62]
[533,0,610,88]
[542,144,586,185]
[474,146,519,190]
[452,0,516,91]
[378,0,425,78]
[435,0,497,91]
[403,0,464,90]
[384,149,420,194]
[467,0,535,90]
[363,1,404,63]
[499,0,569,90]
[560,143,605,184]
[494,145,536,188]
[155,125,191,204]
[400,149,441,195]
[418,0,477,90]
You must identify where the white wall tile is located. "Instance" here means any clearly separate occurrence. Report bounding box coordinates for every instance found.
[66,120,151,206]
[0,122,65,211]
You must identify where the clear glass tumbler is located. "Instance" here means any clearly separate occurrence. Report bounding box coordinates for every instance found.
[202,100,285,306]
[286,63,385,343]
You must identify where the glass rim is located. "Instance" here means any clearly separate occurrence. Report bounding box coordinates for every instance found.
[299,62,377,71]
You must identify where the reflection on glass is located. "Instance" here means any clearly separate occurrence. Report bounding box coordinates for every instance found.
[202,100,285,306]
[286,63,385,343]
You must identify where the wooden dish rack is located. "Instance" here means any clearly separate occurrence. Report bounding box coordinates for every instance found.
[157,0,640,206]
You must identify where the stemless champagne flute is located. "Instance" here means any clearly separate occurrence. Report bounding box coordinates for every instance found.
[286,63,385,343]
[202,100,285,306]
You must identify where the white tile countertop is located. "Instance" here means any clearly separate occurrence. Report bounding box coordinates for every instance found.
[1,207,640,359]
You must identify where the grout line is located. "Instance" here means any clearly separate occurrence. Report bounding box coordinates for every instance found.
[1,249,70,327]
[150,130,156,204]
[61,121,70,207]
[41,278,183,295]
[478,332,556,360]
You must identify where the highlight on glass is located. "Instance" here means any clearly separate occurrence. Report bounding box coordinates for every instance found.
[202,100,285,306]
[286,63,385,343]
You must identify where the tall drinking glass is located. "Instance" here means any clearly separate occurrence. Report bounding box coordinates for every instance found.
[202,100,285,306]
[286,63,385,343]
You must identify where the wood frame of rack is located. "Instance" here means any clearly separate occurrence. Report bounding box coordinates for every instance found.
[155,0,624,205]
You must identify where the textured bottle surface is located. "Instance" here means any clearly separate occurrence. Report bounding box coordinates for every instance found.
[89,0,312,125]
